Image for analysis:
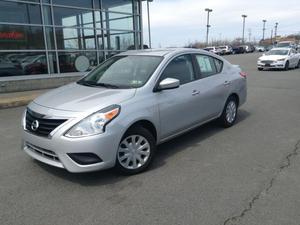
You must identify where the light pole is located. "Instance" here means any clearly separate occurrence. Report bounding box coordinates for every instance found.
[274,22,278,43]
[205,8,213,46]
[270,29,273,45]
[241,15,247,44]
[146,0,153,48]
[262,19,267,40]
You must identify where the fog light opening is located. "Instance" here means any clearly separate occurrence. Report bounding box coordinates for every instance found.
[67,153,103,165]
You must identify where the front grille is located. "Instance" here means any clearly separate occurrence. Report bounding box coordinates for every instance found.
[25,109,67,137]
[261,60,274,64]
[26,142,60,162]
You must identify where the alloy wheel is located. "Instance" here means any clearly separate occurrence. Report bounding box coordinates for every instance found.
[225,101,237,123]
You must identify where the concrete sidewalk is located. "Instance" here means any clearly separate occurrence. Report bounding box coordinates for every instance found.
[0,89,49,109]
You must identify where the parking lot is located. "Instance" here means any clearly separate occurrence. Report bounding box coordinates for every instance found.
[1,52,300,225]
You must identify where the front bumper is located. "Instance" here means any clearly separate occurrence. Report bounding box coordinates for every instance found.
[22,127,122,172]
[22,106,124,173]
[257,61,285,69]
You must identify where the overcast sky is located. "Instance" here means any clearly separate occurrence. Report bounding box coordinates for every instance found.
[142,0,300,47]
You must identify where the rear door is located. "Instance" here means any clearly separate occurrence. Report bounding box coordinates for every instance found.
[191,54,230,121]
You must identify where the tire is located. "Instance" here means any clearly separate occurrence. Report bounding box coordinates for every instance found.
[284,61,289,71]
[115,126,156,175]
[297,60,300,69]
[258,68,263,71]
[219,96,238,128]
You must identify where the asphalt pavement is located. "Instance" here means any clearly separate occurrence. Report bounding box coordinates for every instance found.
[1,53,300,225]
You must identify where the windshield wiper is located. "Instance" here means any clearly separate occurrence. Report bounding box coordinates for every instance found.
[77,80,97,87]
[96,83,120,89]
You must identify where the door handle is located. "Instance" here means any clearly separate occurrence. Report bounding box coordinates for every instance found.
[224,81,231,86]
[192,90,200,96]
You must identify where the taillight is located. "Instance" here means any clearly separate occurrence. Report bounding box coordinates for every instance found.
[239,71,247,78]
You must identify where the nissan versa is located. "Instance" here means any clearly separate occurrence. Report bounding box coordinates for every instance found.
[22,48,247,174]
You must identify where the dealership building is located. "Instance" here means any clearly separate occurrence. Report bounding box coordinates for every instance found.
[0,0,149,91]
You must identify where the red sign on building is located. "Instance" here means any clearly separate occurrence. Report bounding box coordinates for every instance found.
[0,31,25,40]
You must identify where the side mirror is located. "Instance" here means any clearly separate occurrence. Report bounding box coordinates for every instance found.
[157,78,180,91]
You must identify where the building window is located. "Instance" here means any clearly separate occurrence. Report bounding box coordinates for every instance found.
[0,1,42,24]
[0,25,45,50]
[0,52,48,76]
[0,0,142,77]
[102,0,133,14]
[52,0,93,8]
[53,7,94,27]
[55,28,96,50]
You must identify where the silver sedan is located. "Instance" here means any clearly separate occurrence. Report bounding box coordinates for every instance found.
[22,48,247,174]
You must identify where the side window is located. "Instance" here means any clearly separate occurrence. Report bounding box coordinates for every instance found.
[214,58,223,73]
[160,55,195,85]
[195,55,223,78]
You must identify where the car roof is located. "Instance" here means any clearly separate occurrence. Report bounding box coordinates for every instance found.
[118,48,211,57]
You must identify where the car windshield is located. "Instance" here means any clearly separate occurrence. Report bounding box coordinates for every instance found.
[266,50,289,56]
[77,55,163,89]
[22,56,38,63]
[277,43,291,47]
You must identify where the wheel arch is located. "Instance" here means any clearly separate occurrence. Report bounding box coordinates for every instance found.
[228,93,240,106]
[123,119,158,142]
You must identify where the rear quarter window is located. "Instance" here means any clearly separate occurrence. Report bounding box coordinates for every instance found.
[214,58,223,73]
[195,55,223,78]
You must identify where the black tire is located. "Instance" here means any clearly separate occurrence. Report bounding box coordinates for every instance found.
[218,96,238,128]
[284,61,289,71]
[297,60,300,69]
[115,126,156,175]
[258,68,263,71]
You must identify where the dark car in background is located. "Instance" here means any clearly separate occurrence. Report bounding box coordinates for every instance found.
[232,46,245,54]
[0,58,23,77]
[21,55,48,75]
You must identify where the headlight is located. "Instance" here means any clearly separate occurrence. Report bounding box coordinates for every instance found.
[276,58,286,61]
[65,105,120,138]
[22,109,27,129]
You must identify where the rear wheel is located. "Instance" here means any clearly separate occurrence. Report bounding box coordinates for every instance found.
[258,68,263,71]
[115,127,156,175]
[219,96,238,128]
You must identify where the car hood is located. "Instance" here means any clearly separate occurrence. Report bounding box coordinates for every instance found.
[33,82,136,112]
[259,55,287,61]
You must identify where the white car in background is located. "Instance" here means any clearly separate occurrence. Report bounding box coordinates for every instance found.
[255,46,266,52]
[219,46,233,55]
[257,48,300,71]
[203,46,222,55]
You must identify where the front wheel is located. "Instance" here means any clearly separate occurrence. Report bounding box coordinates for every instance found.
[258,68,263,71]
[284,61,289,71]
[219,96,238,128]
[297,60,300,69]
[115,127,156,175]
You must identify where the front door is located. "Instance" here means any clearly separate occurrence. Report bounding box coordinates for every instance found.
[155,54,201,139]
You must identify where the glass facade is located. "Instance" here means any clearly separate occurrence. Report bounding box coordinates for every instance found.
[0,0,143,77]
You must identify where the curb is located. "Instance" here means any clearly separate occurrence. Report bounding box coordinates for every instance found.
[0,95,37,109]
[0,90,49,109]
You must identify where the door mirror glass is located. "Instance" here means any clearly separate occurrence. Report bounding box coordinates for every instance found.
[158,78,180,91]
